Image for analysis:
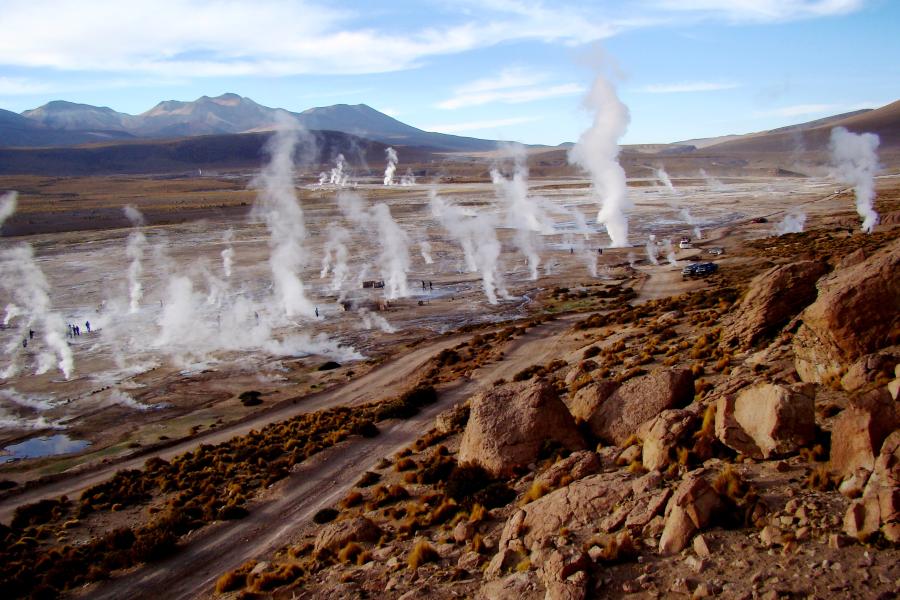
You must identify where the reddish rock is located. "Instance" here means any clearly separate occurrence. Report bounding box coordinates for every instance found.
[715,383,815,459]
[640,409,697,471]
[659,474,722,555]
[794,239,900,383]
[314,517,382,555]
[840,350,900,392]
[584,369,695,445]
[535,451,602,489]
[722,260,827,349]
[564,380,618,423]
[459,380,585,476]
[830,389,898,478]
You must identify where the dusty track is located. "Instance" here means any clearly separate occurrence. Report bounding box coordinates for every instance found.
[79,316,576,600]
[0,331,474,524]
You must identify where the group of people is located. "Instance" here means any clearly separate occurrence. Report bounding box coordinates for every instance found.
[66,321,91,338]
[420,280,434,290]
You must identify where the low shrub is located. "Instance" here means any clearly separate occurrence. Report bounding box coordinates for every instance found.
[407,540,440,570]
[312,508,339,524]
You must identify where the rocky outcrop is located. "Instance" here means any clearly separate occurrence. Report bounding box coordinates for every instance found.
[794,239,900,383]
[715,383,815,459]
[844,430,900,542]
[535,451,602,490]
[459,380,585,476]
[486,472,635,580]
[830,389,898,478]
[722,260,827,349]
[658,474,722,555]
[314,517,382,555]
[580,369,694,445]
[840,349,900,392]
[639,409,697,471]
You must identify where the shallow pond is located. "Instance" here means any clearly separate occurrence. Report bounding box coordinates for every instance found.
[1,434,90,463]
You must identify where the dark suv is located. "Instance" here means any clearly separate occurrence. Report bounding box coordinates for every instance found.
[682,262,718,278]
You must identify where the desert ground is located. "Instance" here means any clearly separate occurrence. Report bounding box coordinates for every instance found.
[1,164,899,599]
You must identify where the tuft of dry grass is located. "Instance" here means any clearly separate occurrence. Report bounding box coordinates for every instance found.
[407,540,440,570]
[519,482,549,506]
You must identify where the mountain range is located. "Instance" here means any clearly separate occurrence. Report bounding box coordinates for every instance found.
[4,93,499,152]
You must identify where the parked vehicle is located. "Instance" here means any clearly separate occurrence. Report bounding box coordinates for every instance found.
[751,217,768,223]
[682,262,718,277]
[707,247,724,255]
[679,240,693,249]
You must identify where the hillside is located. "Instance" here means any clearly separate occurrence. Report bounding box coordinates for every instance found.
[706,101,900,153]
[0,129,428,176]
[0,108,134,147]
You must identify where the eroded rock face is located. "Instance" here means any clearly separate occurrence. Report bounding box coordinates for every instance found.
[722,260,827,349]
[840,350,900,393]
[582,369,694,446]
[830,389,898,478]
[458,380,585,477]
[313,517,382,555]
[715,383,815,459]
[794,239,900,383]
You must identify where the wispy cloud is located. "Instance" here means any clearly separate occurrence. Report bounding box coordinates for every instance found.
[437,68,584,109]
[649,0,864,23]
[425,116,541,134]
[753,100,883,118]
[0,1,869,81]
[0,77,54,96]
[635,81,740,94]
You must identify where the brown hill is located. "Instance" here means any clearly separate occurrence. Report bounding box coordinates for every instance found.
[707,100,900,154]
[0,130,437,176]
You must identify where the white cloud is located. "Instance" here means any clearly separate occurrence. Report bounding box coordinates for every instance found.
[0,77,54,96]
[0,0,628,79]
[649,0,863,22]
[437,68,584,109]
[0,0,869,82]
[425,116,541,134]
[636,81,740,94]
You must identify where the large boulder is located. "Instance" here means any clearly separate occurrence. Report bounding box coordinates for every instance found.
[564,380,618,423]
[313,517,382,555]
[715,383,815,459]
[840,349,900,392]
[830,389,898,478]
[844,430,900,541]
[459,380,585,476]
[722,260,827,349]
[486,472,635,579]
[582,369,695,445]
[659,474,722,555]
[535,451,602,490]
[793,239,900,383]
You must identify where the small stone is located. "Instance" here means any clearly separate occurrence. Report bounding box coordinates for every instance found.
[759,525,782,547]
[795,527,811,541]
[692,582,713,598]
[775,461,790,472]
[785,499,800,513]
[684,555,708,573]
[779,516,794,527]
[670,577,692,594]
[828,533,853,549]
[622,580,641,593]
[692,534,711,558]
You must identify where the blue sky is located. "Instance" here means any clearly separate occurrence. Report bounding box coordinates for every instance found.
[0,0,897,145]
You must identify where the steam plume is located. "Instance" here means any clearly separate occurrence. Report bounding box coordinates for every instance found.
[337,192,411,299]
[124,205,147,313]
[645,235,659,265]
[419,239,434,265]
[0,192,17,228]
[221,229,234,278]
[829,127,880,233]
[568,55,631,247]
[491,145,552,280]
[400,169,416,186]
[654,167,679,196]
[320,225,350,293]
[329,154,349,186]
[383,147,398,186]
[430,190,508,304]
[661,238,677,266]
[775,209,807,235]
[252,119,315,318]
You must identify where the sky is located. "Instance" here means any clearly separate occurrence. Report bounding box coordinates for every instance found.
[0,0,897,145]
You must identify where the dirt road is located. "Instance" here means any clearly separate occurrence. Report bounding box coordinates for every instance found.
[80,316,577,600]
[0,330,473,524]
